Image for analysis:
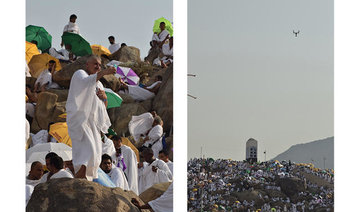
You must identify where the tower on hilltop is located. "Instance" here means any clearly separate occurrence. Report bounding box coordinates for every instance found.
[246,138,258,163]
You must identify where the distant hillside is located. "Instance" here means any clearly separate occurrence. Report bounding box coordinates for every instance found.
[272,137,334,169]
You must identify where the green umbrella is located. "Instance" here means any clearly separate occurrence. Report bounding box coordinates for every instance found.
[61,32,92,56]
[153,17,173,37]
[104,88,123,109]
[26,25,52,51]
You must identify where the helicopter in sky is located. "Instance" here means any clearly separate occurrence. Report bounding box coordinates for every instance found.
[293,30,300,37]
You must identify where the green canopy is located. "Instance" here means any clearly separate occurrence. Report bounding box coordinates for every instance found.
[61,32,92,56]
[153,17,173,37]
[26,25,52,51]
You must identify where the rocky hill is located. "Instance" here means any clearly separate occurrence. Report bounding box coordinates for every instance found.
[272,137,334,169]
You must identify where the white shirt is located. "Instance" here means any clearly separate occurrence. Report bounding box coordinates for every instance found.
[107,167,129,190]
[50,169,74,179]
[166,161,173,174]
[108,43,121,54]
[63,22,80,34]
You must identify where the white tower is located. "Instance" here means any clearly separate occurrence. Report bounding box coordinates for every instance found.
[246,138,258,163]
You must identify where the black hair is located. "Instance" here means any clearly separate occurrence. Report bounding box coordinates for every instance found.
[30,161,42,170]
[112,135,121,142]
[31,40,38,45]
[48,60,56,64]
[160,22,165,25]
[45,152,58,160]
[108,36,115,40]
[159,150,169,156]
[142,147,154,155]
[70,14,77,20]
[49,156,64,170]
[121,43,127,47]
[101,154,112,163]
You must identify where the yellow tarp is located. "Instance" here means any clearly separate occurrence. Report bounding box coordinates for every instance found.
[28,53,62,78]
[26,41,40,63]
[91,44,111,57]
[49,122,72,147]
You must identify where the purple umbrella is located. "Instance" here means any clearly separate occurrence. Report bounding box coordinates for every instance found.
[114,66,140,85]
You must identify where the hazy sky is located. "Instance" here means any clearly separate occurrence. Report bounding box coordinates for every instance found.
[26,0,173,59]
[188,0,334,161]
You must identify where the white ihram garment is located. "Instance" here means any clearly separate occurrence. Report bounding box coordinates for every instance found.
[138,158,172,194]
[128,112,154,142]
[63,22,80,34]
[148,182,173,212]
[66,70,111,180]
[112,145,139,195]
[108,43,121,54]
[108,167,129,190]
[50,169,74,179]
[143,125,163,158]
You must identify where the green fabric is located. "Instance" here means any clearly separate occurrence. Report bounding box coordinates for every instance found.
[26,25,52,51]
[105,90,123,109]
[153,17,173,37]
[61,32,92,56]
[106,128,117,136]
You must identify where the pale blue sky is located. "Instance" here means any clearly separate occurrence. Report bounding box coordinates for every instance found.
[188,0,334,161]
[26,0,173,59]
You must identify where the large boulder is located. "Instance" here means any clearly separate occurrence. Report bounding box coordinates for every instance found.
[110,46,141,64]
[26,178,148,212]
[34,92,58,130]
[52,56,90,88]
[47,89,69,102]
[231,190,265,207]
[139,182,171,203]
[275,177,305,200]
[144,47,161,64]
[152,65,173,133]
[107,103,147,135]
[100,75,121,92]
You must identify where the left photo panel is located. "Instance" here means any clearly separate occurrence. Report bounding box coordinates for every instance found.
[25,1,174,211]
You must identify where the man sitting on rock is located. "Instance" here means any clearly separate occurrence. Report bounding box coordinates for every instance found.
[111,135,139,195]
[151,22,170,49]
[26,161,44,186]
[141,116,164,159]
[49,44,75,62]
[153,36,173,68]
[108,36,121,54]
[66,55,116,180]
[138,148,172,194]
[158,150,173,175]
[118,75,162,101]
[33,60,60,93]
[100,154,129,190]
[48,155,74,179]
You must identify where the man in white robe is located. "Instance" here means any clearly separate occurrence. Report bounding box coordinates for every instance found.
[38,152,59,183]
[100,154,129,190]
[48,156,74,179]
[153,37,173,68]
[101,134,116,157]
[142,116,164,159]
[108,36,121,54]
[26,161,44,187]
[158,150,173,175]
[112,135,139,195]
[34,60,60,92]
[63,14,80,35]
[151,22,170,48]
[66,55,116,180]
[131,182,173,212]
[118,76,162,101]
[138,148,172,194]
[128,111,156,143]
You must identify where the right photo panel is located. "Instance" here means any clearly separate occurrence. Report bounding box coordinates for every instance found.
[188,0,334,211]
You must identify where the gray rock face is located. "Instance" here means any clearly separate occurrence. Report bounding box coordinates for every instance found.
[152,65,173,133]
[144,47,161,64]
[139,182,171,203]
[26,178,147,212]
[52,56,89,88]
[110,46,141,63]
